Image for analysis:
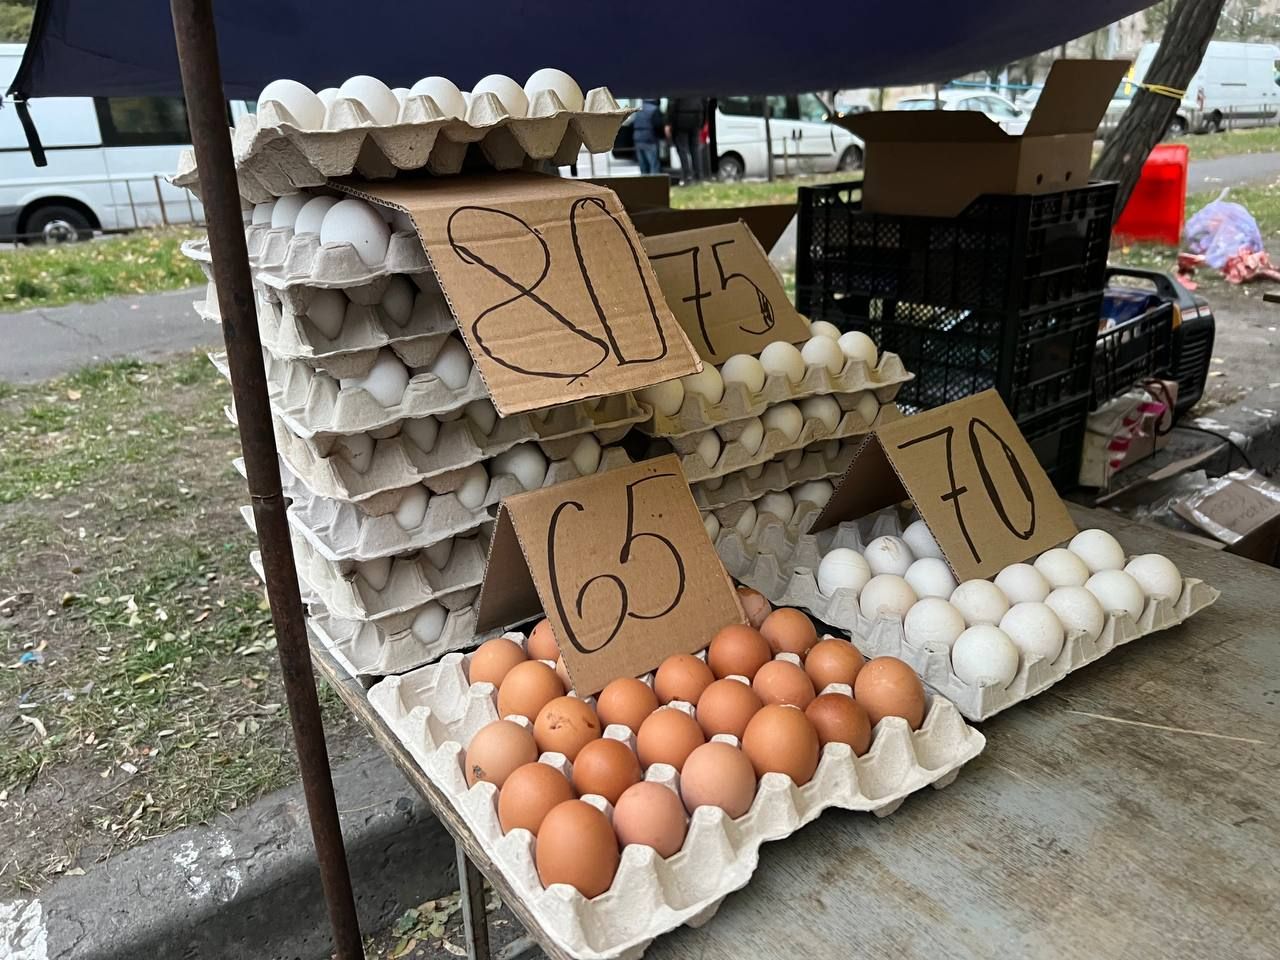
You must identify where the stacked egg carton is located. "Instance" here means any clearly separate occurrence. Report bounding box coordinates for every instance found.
[180,69,638,679]
[719,511,1220,721]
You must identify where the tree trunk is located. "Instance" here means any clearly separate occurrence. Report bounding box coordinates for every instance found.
[1093,0,1227,223]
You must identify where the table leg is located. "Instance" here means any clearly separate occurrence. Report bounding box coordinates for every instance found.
[457,842,492,960]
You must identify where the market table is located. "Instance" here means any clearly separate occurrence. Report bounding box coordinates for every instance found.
[313,505,1278,960]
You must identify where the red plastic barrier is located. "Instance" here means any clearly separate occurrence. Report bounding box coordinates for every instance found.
[1112,143,1189,247]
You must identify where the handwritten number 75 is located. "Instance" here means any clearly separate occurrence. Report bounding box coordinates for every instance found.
[650,238,774,355]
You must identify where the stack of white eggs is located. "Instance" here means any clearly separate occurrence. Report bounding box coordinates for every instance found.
[816,525,1184,688]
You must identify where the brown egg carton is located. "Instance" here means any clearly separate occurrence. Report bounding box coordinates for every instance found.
[172,88,630,204]
[640,353,911,439]
[366,633,985,960]
[691,437,858,511]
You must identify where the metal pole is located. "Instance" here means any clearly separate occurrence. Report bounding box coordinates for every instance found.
[456,842,492,960]
[763,98,775,183]
[168,3,364,958]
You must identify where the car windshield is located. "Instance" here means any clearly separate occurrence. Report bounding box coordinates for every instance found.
[897,99,937,110]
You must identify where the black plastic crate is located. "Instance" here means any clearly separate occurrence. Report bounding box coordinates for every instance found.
[1017,394,1093,490]
[1091,303,1175,405]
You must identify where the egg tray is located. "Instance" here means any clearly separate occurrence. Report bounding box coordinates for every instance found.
[709,498,826,565]
[640,353,911,439]
[691,437,858,512]
[365,633,985,960]
[172,87,630,205]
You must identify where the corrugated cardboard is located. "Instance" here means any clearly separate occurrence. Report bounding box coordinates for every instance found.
[475,454,745,695]
[1173,468,1280,565]
[632,204,796,253]
[811,390,1076,581]
[644,221,810,363]
[835,59,1130,216]
[346,174,701,415]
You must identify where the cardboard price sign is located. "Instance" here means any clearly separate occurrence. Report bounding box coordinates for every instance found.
[349,174,700,415]
[475,455,745,695]
[812,390,1077,581]
[644,221,811,364]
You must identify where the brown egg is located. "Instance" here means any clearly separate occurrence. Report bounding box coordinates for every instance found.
[533,696,601,760]
[464,720,538,788]
[527,618,559,661]
[636,708,705,771]
[535,799,619,898]
[468,637,528,688]
[498,762,576,835]
[760,608,819,658]
[695,678,763,739]
[653,654,715,705]
[853,656,927,730]
[706,623,773,680]
[751,659,816,709]
[554,656,572,690]
[497,660,566,721]
[736,585,773,630]
[742,704,820,785]
[596,677,659,733]
[680,742,758,818]
[612,782,688,858]
[805,637,865,692]
[571,738,641,805]
[805,693,872,755]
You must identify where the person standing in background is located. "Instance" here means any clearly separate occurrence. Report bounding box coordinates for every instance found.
[666,97,708,184]
[633,98,665,176]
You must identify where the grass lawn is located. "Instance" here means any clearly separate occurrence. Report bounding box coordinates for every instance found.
[669,172,856,209]
[1181,125,1280,162]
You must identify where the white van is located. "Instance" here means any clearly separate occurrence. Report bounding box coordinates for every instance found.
[0,43,251,243]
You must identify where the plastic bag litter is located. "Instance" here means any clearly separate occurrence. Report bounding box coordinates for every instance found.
[1184,191,1263,269]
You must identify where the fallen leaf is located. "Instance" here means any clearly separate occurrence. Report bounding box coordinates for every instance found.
[66,388,82,401]
[20,714,48,738]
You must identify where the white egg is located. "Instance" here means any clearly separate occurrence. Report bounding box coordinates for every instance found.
[1045,586,1106,642]
[757,491,795,524]
[251,201,276,225]
[762,403,803,444]
[1000,602,1065,663]
[794,479,834,509]
[344,349,409,407]
[703,475,724,491]
[394,485,429,530]
[904,557,957,599]
[639,380,685,417]
[317,87,340,108]
[681,365,725,405]
[800,334,845,375]
[524,67,585,113]
[859,574,917,620]
[808,320,841,340]
[424,538,454,569]
[759,341,806,384]
[493,443,548,492]
[950,579,1010,626]
[854,391,880,427]
[1124,554,1183,602]
[258,79,326,129]
[455,463,490,509]
[703,513,720,541]
[902,519,943,561]
[392,87,411,104]
[1034,547,1090,589]
[798,395,841,434]
[864,536,915,577]
[381,276,416,328]
[320,199,391,267]
[338,75,400,124]
[306,288,348,340]
[993,563,1051,604]
[410,76,467,119]
[464,399,497,436]
[1085,570,1146,621]
[333,433,374,474]
[951,625,1020,687]
[429,338,474,389]
[903,598,966,652]
[270,192,310,230]
[817,547,871,597]
[734,417,765,456]
[720,354,767,394]
[837,331,878,368]
[783,448,805,471]
[1069,528,1126,573]
[472,74,529,117]
[293,196,339,236]
[569,435,602,477]
[403,416,438,453]
[695,431,722,469]
[732,502,757,538]
[360,557,392,591]
[411,602,447,643]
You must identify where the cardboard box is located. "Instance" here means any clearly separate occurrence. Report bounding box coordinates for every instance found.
[835,59,1130,216]
[1172,468,1280,565]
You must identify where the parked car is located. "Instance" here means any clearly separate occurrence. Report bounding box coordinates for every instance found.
[895,90,1029,134]
[0,43,251,243]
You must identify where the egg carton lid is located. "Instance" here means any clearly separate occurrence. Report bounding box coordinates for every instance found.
[173,88,631,205]
[366,634,985,960]
[692,437,858,512]
[640,353,911,439]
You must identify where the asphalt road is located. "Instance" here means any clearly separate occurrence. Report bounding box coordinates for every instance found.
[1187,150,1280,192]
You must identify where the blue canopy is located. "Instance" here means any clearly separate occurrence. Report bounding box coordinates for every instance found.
[10,0,1150,101]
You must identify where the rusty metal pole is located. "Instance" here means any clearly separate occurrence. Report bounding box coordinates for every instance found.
[168,3,364,958]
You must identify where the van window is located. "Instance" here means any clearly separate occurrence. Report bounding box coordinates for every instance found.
[720,96,765,117]
[95,97,192,147]
[796,93,828,123]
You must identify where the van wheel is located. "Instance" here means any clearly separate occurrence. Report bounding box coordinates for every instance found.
[23,204,93,245]
[837,146,864,171]
[1208,112,1224,133]
[717,154,745,182]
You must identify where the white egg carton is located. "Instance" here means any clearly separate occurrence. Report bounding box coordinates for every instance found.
[710,499,827,567]
[173,88,630,204]
[721,514,1221,722]
[641,353,912,439]
[691,437,859,512]
[367,633,985,960]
